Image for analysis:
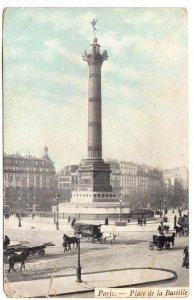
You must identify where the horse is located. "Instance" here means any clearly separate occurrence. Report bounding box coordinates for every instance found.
[8,249,31,272]
[102,233,119,244]
[63,234,79,250]
[174,225,184,237]
[62,240,70,252]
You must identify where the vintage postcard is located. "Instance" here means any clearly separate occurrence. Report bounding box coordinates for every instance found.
[2,7,189,297]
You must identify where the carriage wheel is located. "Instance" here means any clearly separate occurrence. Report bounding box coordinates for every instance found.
[30,250,35,256]
[149,242,154,250]
[165,243,170,249]
[38,249,45,256]
[157,244,163,251]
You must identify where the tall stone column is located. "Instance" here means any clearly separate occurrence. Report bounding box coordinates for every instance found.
[83,38,108,159]
[71,35,113,201]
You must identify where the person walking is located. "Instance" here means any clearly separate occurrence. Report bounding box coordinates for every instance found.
[174,215,177,229]
[182,247,189,268]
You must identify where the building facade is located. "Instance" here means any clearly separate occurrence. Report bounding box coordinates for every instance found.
[106,160,163,209]
[57,165,79,201]
[57,160,163,209]
[3,146,56,212]
[163,167,189,189]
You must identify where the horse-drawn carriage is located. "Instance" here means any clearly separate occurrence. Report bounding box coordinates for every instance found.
[74,223,104,243]
[4,242,55,272]
[149,233,175,251]
[177,215,189,236]
[4,242,55,259]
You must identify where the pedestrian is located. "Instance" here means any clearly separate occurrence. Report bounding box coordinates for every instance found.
[32,213,35,219]
[105,217,109,225]
[140,218,143,226]
[144,218,146,226]
[77,226,82,239]
[68,215,71,223]
[3,235,10,249]
[71,217,76,228]
[174,215,177,228]
[182,247,189,268]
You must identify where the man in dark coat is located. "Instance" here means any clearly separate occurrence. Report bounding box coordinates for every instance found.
[182,246,189,268]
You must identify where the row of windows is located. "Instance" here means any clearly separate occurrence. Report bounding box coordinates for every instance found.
[4,166,52,172]
[74,193,117,198]
[59,183,70,188]
[120,164,137,169]
[4,159,48,166]
[121,182,137,187]
[4,173,53,180]
[58,177,71,182]
[6,182,52,188]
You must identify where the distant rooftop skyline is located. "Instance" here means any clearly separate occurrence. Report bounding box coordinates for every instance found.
[3,149,188,174]
[3,8,188,171]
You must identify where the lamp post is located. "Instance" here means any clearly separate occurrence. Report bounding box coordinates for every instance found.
[53,198,56,224]
[18,195,22,227]
[76,238,82,282]
[32,195,36,219]
[119,199,122,222]
[164,198,167,215]
[55,193,59,230]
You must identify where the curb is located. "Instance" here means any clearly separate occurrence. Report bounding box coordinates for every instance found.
[35,267,178,297]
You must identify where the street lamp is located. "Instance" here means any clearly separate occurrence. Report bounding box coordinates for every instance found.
[32,195,36,219]
[119,199,122,222]
[18,195,22,227]
[164,198,167,215]
[53,198,56,224]
[76,238,82,282]
[55,193,60,230]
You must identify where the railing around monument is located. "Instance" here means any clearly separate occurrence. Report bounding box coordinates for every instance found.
[34,211,66,219]
[34,209,154,220]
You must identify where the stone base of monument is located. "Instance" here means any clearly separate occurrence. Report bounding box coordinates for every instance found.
[58,202,131,221]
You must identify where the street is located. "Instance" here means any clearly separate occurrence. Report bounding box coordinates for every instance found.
[4,211,189,296]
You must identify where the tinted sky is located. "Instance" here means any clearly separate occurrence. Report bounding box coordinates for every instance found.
[3,8,188,171]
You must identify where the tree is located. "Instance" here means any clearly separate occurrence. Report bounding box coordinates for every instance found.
[173,178,186,208]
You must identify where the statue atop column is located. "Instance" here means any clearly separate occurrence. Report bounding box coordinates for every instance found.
[90,18,99,38]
